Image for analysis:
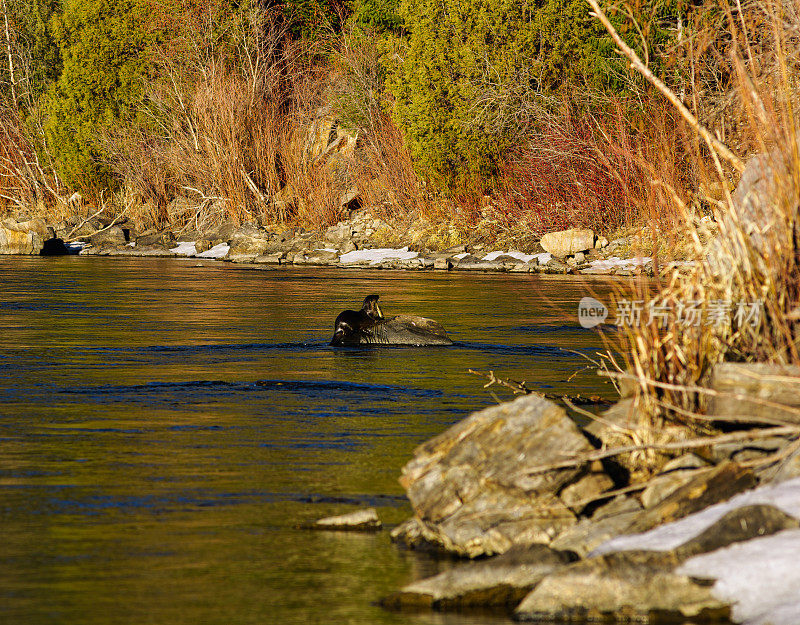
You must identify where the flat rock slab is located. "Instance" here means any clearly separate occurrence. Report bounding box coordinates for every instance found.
[517,504,797,621]
[709,363,800,425]
[624,462,756,534]
[514,550,730,622]
[395,395,594,557]
[381,544,573,611]
[304,508,382,532]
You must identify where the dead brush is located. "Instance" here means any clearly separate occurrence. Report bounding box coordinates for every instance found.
[0,106,64,214]
[495,97,690,241]
[588,0,800,475]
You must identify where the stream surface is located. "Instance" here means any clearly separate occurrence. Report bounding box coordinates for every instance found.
[0,256,624,625]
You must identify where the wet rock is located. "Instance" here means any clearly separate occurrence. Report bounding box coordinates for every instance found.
[624,462,756,534]
[453,256,504,271]
[0,217,47,254]
[708,363,800,425]
[514,550,729,622]
[395,395,594,557]
[227,224,272,262]
[540,228,595,258]
[254,252,284,264]
[549,496,642,558]
[307,507,382,532]
[381,545,573,611]
[640,453,711,509]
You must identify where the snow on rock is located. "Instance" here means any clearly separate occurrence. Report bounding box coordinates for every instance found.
[593,477,800,555]
[585,256,653,272]
[339,247,418,265]
[196,243,230,259]
[67,241,87,253]
[592,477,800,625]
[453,252,469,260]
[170,241,197,256]
[533,252,552,264]
[482,250,536,262]
[678,530,800,625]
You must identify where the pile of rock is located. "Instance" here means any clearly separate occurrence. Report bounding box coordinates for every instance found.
[382,362,800,622]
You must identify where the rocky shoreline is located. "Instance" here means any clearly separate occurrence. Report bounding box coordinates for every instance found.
[366,363,800,623]
[0,210,673,277]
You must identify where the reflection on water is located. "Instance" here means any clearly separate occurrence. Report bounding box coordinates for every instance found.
[0,257,624,625]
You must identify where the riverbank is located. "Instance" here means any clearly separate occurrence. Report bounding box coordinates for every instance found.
[1,207,706,277]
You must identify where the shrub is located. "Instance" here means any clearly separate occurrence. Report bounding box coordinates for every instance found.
[387,0,687,191]
[43,0,160,191]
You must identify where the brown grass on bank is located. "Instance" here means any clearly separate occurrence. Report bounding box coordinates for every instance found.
[595,0,800,472]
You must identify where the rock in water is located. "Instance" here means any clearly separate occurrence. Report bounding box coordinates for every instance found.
[394,394,595,557]
[306,508,382,532]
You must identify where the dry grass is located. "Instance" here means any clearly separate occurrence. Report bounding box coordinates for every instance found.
[602,0,800,454]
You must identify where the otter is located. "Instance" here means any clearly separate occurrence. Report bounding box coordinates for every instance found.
[330,294,452,346]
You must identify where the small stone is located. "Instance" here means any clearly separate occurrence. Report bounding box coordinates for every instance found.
[595,236,609,249]
[307,508,382,532]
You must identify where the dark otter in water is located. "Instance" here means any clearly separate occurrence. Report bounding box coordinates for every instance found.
[330,294,452,346]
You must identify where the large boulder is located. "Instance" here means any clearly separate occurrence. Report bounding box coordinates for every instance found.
[394,394,596,557]
[540,228,595,258]
[0,217,47,254]
[706,146,798,277]
[226,224,273,262]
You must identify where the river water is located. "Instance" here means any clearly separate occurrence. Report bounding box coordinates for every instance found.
[0,256,622,625]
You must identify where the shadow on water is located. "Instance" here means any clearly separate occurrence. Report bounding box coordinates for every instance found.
[0,258,628,625]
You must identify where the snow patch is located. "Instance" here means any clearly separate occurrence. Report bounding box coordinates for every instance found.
[593,477,800,555]
[339,247,418,265]
[585,256,653,272]
[678,530,800,625]
[170,241,197,256]
[453,252,469,260]
[592,477,800,625]
[196,243,229,259]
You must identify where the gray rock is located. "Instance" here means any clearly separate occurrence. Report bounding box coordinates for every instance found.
[540,228,594,258]
[381,545,572,611]
[573,251,586,264]
[90,225,127,247]
[640,453,711,509]
[625,462,756,534]
[395,395,594,557]
[308,507,381,532]
[514,551,729,621]
[227,224,272,262]
[541,257,569,273]
[708,362,800,425]
[549,496,642,558]
[433,258,450,270]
